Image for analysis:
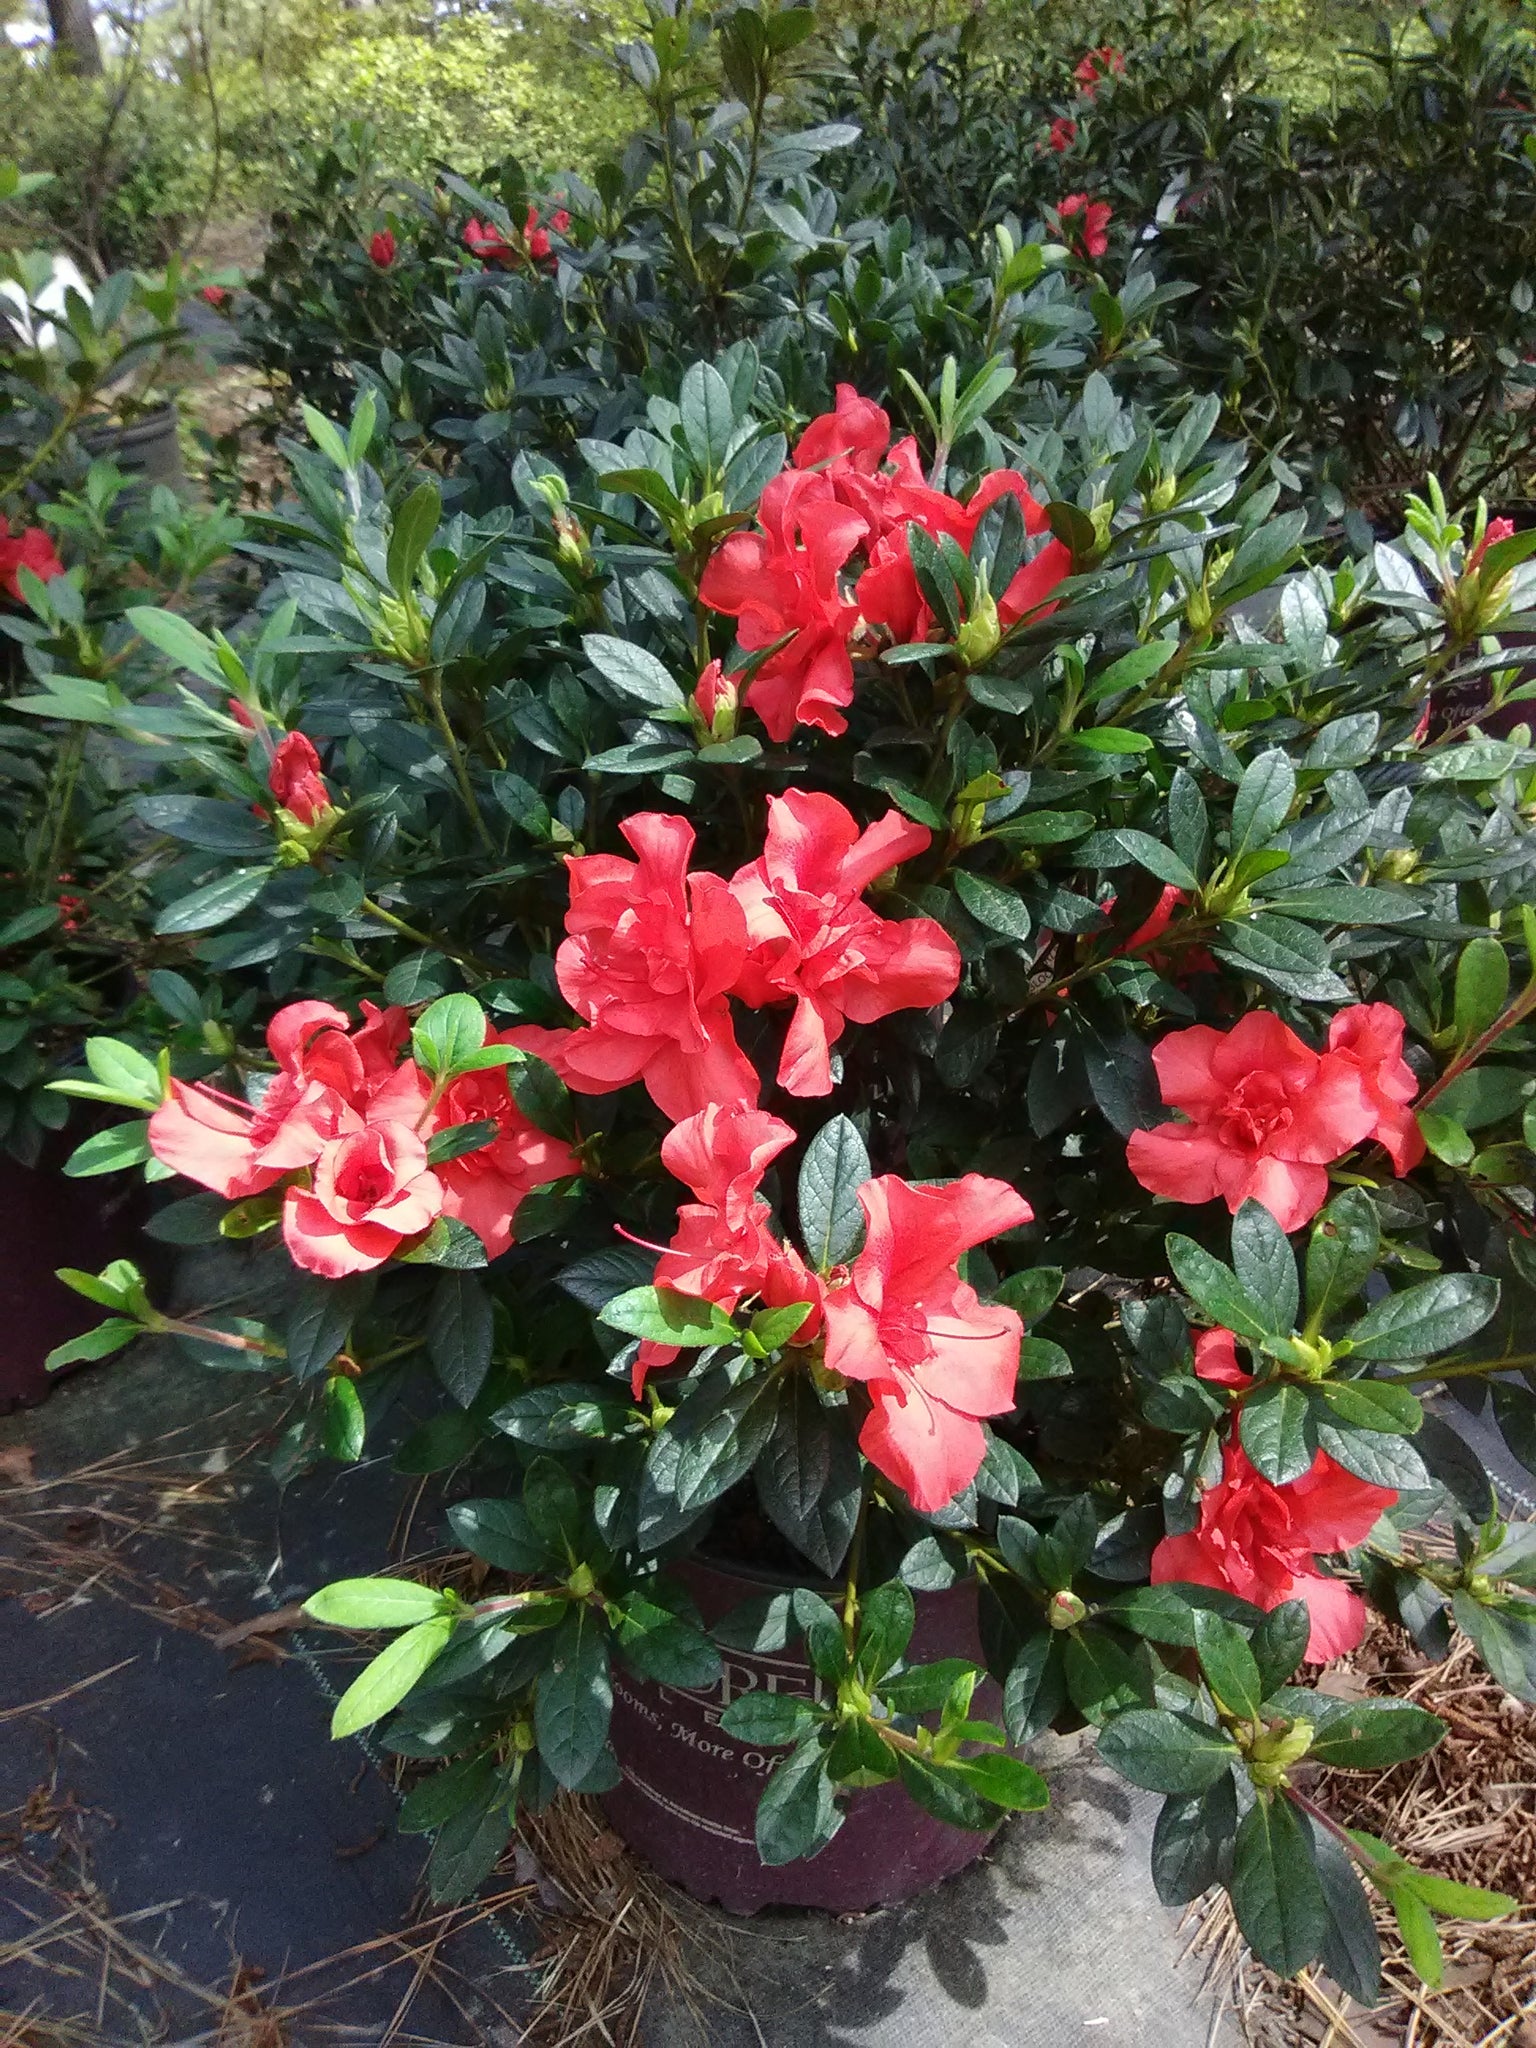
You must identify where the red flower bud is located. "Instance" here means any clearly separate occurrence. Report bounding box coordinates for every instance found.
[368,229,396,268]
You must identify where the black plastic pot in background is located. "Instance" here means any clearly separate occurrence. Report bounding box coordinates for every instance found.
[79,403,186,493]
[0,1139,150,1414]
[603,1553,1004,1914]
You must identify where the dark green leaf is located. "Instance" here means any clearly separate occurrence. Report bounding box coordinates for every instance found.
[1191,1610,1264,1718]
[427,1272,493,1407]
[756,1733,842,1864]
[1096,1708,1241,1793]
[1344,1275,1500,1360]
[798,1115,871,1270]
[1231,1794,1328,1976]
[1231,1200,1299,1335]
[534,1605,612,1789]
[1240,1383,1318,1485]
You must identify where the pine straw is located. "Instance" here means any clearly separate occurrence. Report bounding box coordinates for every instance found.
[1186,1626,1536,2048]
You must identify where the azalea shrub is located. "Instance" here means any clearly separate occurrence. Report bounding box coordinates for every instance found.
[47,303,1536,1990]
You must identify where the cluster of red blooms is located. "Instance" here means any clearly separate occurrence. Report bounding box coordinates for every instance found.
[463,205,571,270]
[0,516,64,603]
[55,872,86,933]
[1056,192,1113,260]
[149,1000,577,1279]
[1150,1328,1399,1660]
[699,385,1072,742]
[1046,115,1078,153]
[1073,44,1124,97]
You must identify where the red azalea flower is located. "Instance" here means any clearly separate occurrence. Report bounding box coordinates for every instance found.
[531,812,759,1121]
[1325,1003,1426,1175]
[148,999,410,1199]
[1114,883,1187,956]
[0,516,64,602]
[793,381,893,475]
[268,731,333,827]
[1125,1010,1380,1231]
[1152,1441,1396,1661]
[1466,515,1517,574]
[822,1175,1033,1512]
[728,792,961,1096]
[199,284,229,308]
[549,208,572,235]
[1073,44,1124,98]
[699,466,868,740]
[524,205,552,262]
[633,1104,821,1396]
[1048,116,1078,152]
[1193,1326,1252,1388]
[692,656,739,736]
[1057,192,1113,259]
[282,1117,442,1277]
[368,229,396,268]
[464,218,518,267]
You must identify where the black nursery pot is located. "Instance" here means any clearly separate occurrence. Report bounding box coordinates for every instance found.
[0,1144,148,1413]
[602,1554,1001,1914]
[79,403,186,493]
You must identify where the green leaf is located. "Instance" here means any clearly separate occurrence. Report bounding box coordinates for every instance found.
[507,1052,576,1139]
[881,1657,983,1715]
[1191,1610,1264,1718]
[306,1577,451,1630]
[534,1604,613,1789]
[411,993,487,1077]
[582,633,691,722]
[719,1689,820,1746]
[1231,749,1296,856]
[1166,1235,1273,1341]
[1453,936,1510,1046]
[44,1318,140,1370]
[285,1274,368,1382]
[1391,1884,1444,1990]
[523,1457,583,1559]
[1086,638,1179,701]
[330,1616,454,1738]
[1150,1776,1238,1907]
[302,403,352,470]
[1304,1190,1380,1329]
[942,1751,1049,1812]
[1316,1421,1429,1491]
[1344,1274,1500,1360]
[398,1216,488,1268]
[756,1371,862,1576]
[387,481,441,597]
[126,606,225,685]
[613,1593,721,1689]
[855,1581,915,1683]
[1310,1819,1383,2008]
[153,867,272,936]
[398,1751,497,1835]
[798,1114,871,1270]
[953,870,1032,942]
[756,1733,842,1864]
[1401,1871,1519,1921]
[1063,1626,1153,1725]
[894,1750,998,1830]
[1231,1794,1328,1976]
[426,1117,500,1168]
[323,1370,366,1460]
[1070,726,1154,754]
[990,808,1096,846]
[80,1037,162,1108]
[750,1301,815,1352]
[1318,1378,1423,1434]
[1307,1700,1445,1769]
[995,1266,1063,1321]
[1074,828,1197,891]
[63,1121,151,1177]
[598,1285,736,1347]
[1096,1708,1241,1794]
[445,1498,549,1573]
[1231,1200,1299,1335]
[427,1272,493,1407]
[1418,1111,1475,1167]
[679,360,736,471]
[1240,1383,1318,1485]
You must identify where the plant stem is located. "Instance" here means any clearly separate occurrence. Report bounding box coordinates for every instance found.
[419,672,494,853]
[1418,982,1536,1110]
[1397,1351,1536,1385]
[359,897,488,980]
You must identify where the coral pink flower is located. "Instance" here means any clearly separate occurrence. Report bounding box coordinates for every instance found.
[633,1104,821,1395]
[1125,1012,1377,1231]
[536,813,758,1121]
[147,999,407,1197]
[1325,1004,1425,1175]
[199,284,229,308]
[0,516,64,602]
[524,205,552,261]
[1151,1443,1396,1661]
[268,731,333,826]
[822,1175,1033,1512]
[1048,116,1078,151]
[793,382,893,476]
[699,466,868,740]
[1057,192,1113,259]
[549,208,572,234]
[1193,1326,1252,1388]
[283,1117,442,1277]
[729,792,960,1096]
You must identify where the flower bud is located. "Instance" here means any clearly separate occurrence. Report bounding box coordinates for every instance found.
[1246,1718,1313,1787]
[1047,1589,1087,1630]
[955,583,1002,668]
[566,1562,596,1600]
